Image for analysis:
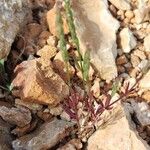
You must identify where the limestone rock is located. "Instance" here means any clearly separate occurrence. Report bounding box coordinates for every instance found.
[12,118,74,150]
[139,70,150,90]
[144,34,150,52]
[131,100,150,127]
[120,28,137,53]
[0,118,13,150]
[87,103,150,150]
[109,0,131,10]
[0,106,32,127]
[12,58,69,106]
[0,0,30,59]
[72,0,120,81]
[47,7,69,36]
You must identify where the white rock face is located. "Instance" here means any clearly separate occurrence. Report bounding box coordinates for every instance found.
[131,100,150,127]
[144,34,150,52]
[139,70,150,90]
[109,0,131,10]
[0,0,30,59]
[72,0,120,81]
[87,103,150,150]
[120,28,137,53]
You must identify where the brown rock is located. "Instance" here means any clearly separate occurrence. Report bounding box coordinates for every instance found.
[0,118,13,150]
[47,7,69,36]
[57,139,82,150]
[27,23,42,38]
[116,55,128,65]
[0,106,31,127]
[12,118,74,150]
[142,91,150,102]
[37,45,57,59]
[12,58,69,106]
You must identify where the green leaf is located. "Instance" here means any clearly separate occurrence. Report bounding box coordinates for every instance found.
[111,80,119,97]
[83,50,90,82]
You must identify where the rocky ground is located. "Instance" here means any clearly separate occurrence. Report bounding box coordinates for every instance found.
[0,0,150,149]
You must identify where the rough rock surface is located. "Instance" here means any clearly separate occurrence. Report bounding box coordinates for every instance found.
[144,34,150,52]
[87,103,150,150]
[72,0,120,81]
[47,7,69,36]
[0,0,30,59]
[0,106,31,127]
[120,28,137,53]
[131,100,150,127]
[12,118,74,150]
[12,57,69,106]
[0,118,13,150]
[109,0,131,10]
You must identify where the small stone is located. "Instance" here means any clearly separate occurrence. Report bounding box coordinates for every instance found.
[57,139,82,150]
[140,70,150,90]
[120,28,137,53]
[138,59,150,72]
[109,0,131,10]
[118,66,125,73]
[131,54,140,67]
[91,78,100,98]
[142,91,150,102]
[12,118,74,150]
[39,31,51,39]
[144,34,150,52]
[109,4,117,17]
[125,10,134,19]
[133,49,146,60]
[116,55,128,65]
[0,106,32,127]
[47,7,69,36]
[27,23,42,38]
[47,36,57,46]
[37,45,57,59]
[49,105,63,116]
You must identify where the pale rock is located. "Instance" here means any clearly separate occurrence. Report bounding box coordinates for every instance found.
[131,100,150,126]
[91,78,100,98]
[37,44,57,59]
[109,0,131,10]
[139,70,150,90]
[120,28,137,53]
[72,0,120,81]
[144,34,150,52]
[12,118,74,150]
[134,6,150,24]
[87,103,150,150]
[47,7,69,36]
[138,59,150,73]
[0,0,30,59]
[12,58,69,106]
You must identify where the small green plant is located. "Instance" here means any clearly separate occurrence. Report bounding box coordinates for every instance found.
[56,2,70,85]
[56,0,91,89]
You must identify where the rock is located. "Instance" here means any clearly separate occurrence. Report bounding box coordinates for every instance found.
[12,118,74,150]
[57,139,82,150]
[0,106,32,127]
[0,118,13,150]
[15,99,43,111]
[116,55,128,65]
[144,34,150,52]
[139,70,150,91]
[12,57,69,106]
[72,0,120,81]
[134,6,150,24]
[125,10,134,20]
[87,103,150,150]
[37,44,57,59]
[142,91,150,102]
[120,28,137,53]
[47,7,69,36]
[131,100,150,126]
[0,0,30,59]
[109,0,131,10]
